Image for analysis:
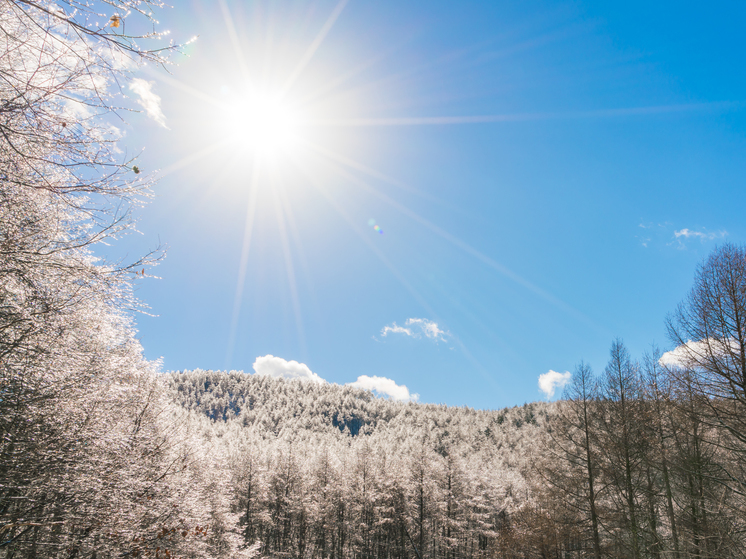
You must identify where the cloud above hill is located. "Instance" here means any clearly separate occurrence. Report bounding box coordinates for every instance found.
[538,370,571,399]
[252,355,325,384]
[252,356,418,402]
[347,375,419,402]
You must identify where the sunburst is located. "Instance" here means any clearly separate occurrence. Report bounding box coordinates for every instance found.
[217,89,302,158]
[150,0,598,372]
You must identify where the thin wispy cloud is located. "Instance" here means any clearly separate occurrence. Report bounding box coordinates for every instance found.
[253,355,326,384]
[636,220,668,248]
[381,318,448,341]
[129,78,167,128]
[674,228,728,243]
[538,370,571,399]
[381,324,413,337]
[636,222,727,249]
[347,375,419,402]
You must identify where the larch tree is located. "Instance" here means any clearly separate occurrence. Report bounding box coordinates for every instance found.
[642,349,682,559]
[598,339,646,559]
[667,243,746,501]
[545,361,603,559]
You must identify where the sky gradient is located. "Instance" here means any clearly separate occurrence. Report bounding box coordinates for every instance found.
[115,0,746,409]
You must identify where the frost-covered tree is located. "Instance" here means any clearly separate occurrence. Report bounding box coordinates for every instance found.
[543,361,603,559]
[168,370,552,559]
[0,3,253,558]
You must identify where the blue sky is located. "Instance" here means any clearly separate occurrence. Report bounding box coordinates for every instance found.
[117,0,746,409]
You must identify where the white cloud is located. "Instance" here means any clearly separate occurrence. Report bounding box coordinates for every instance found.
[347,375,419,402]
[381,318,448,341]
[674,228,727,243]
[129,78,167,128]
[538,370,572,399]
[659,342,702,368]
[381,324,413,337]
[636,222,727,249]
[660,338,740,369]
[252,355,326,384]
[407,318,447,340]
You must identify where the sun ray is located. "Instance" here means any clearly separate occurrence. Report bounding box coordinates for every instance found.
[292,35,411,109]
[290,154,501,392]
[313,114,541,126]
[306,140,602,332]
[258,2,276,86]
[155,138,233,180]
[279,0,349,98]
[451,336,503,393]
[290,156,438,320]
[272,176,308,359]
[345,36,505,103]
[141,66,224,109]
[303,140,468,214]
[192,148,261,212]
[225,154,261,369]
[218,0,252,83]
[275,168,318,314]
[309,101,735,128]
[427,271,530,372]
[297,148,574,391]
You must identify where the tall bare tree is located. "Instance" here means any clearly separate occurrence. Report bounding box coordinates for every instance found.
[667,244,746,489]
[642,349,682,559]
[545,361,603,559]
[598,339,646,559]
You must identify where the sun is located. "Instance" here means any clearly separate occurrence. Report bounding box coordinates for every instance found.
[219,89,302,158]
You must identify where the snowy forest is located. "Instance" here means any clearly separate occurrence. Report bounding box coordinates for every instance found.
[4,1,746,558]
[164,337,746,559]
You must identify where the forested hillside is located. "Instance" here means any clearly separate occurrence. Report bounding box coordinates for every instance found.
[167,370,549,559]
[168,286,746,559]
[168,369,547,438]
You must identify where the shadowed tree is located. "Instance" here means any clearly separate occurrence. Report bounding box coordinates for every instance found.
[598,339,646,559]
[642,349,682,559]
[542,361,603,559]
[667,243,746,500]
